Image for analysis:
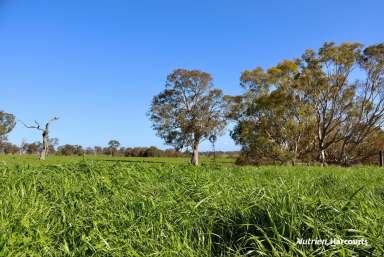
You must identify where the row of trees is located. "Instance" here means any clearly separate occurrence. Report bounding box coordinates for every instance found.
[0,139,200,158]
[0,114,226,159]
[231,43,384,166]
[2,42,383,166]
[57,143,187,157]
[149,42,384,166]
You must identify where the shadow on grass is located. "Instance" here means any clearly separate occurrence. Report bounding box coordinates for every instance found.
[209,206,376,256]
[210,207,274,256]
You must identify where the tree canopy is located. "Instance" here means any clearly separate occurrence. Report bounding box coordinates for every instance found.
[149,69,228,165]
[231,42,384,165]
[0,111,16,143]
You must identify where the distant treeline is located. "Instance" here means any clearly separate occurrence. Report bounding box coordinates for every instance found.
[0,141,238,158]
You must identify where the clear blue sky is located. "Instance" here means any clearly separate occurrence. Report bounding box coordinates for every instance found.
[1,0,383,151]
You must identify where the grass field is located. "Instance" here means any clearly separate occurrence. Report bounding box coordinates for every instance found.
[0,156,383,256]
[0,155,235,166]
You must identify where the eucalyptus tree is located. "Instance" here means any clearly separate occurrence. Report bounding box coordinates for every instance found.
[149,69,228,165]
[108,140,120,156]
[232,42,384,166]
[296,42,362,165]
[0,111,16,143]
[337,43,384,164]
[231,61,314,165]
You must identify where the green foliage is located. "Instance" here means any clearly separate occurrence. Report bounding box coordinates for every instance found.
[0,111,16,142]
[232,60,314,165]
[149,69,228,165]
[108,140,120,149]
[0,158,383,256]
[232,42,384,165]
[107,140,121,156]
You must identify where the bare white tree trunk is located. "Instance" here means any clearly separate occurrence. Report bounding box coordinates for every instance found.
[318,124,326,167]
[19,138,26,155]
[191,143,199,166]
[320,149,326,167]
[21,117,58,161]
[40,130,49,160]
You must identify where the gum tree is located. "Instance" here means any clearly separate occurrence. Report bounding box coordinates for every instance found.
[0,111,16,143]
[231,42,384,166]
[108,139,120,156]
[149,69,227,165]
[0,111,16,153]
[338,43,384,164]
[230,61,315,165]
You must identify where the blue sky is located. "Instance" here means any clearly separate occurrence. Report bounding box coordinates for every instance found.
[1,0,383,151]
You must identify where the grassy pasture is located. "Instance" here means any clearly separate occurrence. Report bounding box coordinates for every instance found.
[0,156,383,256]
[0,155,235,166]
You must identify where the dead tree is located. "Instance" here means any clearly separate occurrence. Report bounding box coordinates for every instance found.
[21,117,59,160]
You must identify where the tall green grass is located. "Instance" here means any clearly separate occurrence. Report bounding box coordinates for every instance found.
[0,160,383,256]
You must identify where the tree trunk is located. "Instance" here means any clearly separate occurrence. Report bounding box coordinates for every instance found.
[318,124,327,167]
[40,130,48,160]
[339,142,350,167]
[342,151,350,167]
[343,154,350,167]
[319,149,326,167]
[191,143,199,166]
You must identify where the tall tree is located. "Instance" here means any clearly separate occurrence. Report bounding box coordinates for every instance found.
[22,117,59,160]
[337,43,384,164]
[108,139,120,156]
[149,69,227,165]
[297,42,362,165]
[0,111,16,143]
[231,61,315,165]
[232,42,384,166]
